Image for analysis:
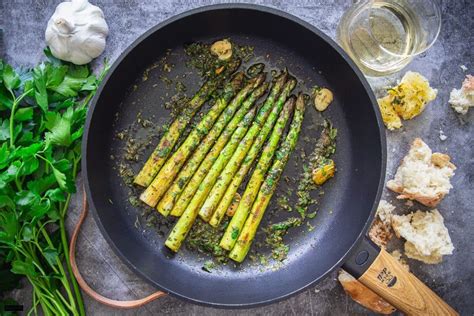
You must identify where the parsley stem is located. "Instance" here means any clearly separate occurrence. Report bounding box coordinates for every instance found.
[14,178,22,191]
[59,195,85,316]
[55,289,74,312]
[38,222,78,314]
[29,278,53,316]
[28,289,39,316]
[9,88,32,148]
[59,158,86,316]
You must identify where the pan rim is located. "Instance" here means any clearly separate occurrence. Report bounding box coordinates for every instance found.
[82,3,387,308]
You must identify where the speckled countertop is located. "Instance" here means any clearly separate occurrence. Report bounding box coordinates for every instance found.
[2,1,473,315]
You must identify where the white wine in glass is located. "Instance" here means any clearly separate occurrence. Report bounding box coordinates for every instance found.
[337,0,441,76]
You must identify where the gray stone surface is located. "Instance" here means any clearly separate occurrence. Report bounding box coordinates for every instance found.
[2,0,473,315]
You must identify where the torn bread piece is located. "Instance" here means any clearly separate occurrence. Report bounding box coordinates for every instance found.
[391,209,454,264]
[391,71,437,120]
[377,71,437,130]
[338,270,396,314]
[387,138,456,207]
[369,200,396,247]
[449,74,474,114]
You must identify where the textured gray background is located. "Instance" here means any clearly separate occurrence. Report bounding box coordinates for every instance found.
[2,0,473,315]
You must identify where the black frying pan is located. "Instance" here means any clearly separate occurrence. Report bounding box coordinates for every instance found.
[83,4,456,314]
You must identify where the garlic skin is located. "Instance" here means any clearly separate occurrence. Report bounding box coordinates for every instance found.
[45,0,109,65]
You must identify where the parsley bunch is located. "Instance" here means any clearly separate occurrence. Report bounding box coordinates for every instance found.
[0,50,108,316]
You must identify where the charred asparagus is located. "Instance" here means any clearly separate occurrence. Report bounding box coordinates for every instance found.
[164,107,257,252]
[169,73,287,217]
[200,82,296,223]
[210,96,295,227]
[139,73,244,207]
[134,61,239,187]
[228,93,305,262]
[198,79,296,222]
[156,74,267,216]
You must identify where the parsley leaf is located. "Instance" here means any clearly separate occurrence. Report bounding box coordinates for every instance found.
[14,107,33,121]
[2,64,20,91]
[50,76,85,97]
[0,55,107,315]
[0,119,10,141]
[0,85,13,109]
[11,259,37,277]
[33,65,48,112]
[44,109,72,146]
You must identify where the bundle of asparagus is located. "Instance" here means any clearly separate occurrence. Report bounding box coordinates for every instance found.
[140,72,245,207]
[134,62,306,262]
[228,93,305,262]
[134,60,240,187]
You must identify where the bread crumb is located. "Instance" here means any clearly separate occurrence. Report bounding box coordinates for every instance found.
[405,200,414,207]
[391,209,454,264]
[439,129,447,141]
[449,75,474,114]
[460,65,467,72]
[387,138,456,207]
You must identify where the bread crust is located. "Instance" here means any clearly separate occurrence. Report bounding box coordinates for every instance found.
[369,219,393,247]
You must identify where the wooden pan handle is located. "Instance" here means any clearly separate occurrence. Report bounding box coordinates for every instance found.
[359,248,457,315]
[344,237,457,315]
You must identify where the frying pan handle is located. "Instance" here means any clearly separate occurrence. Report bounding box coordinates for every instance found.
[342,236,458,315]
[68,187,167,309]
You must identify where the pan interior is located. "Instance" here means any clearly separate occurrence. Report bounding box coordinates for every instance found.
[84,6,384,307]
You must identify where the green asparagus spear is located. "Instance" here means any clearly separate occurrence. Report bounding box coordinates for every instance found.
[133,80,217,187]
[168,81,269,218]
[169,73,288,217]
[157,73,267,216]
[165,78,296,252]
[186,79,295,223]
[228,93,305,262]
[199,83,296,222]
[165,107,257,252]
[140,73,244,207]
[220,95,304,250]
[134,61,240,187]
[210,96,295,227]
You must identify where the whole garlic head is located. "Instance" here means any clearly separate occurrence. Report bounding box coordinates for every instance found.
[45,0,109,65]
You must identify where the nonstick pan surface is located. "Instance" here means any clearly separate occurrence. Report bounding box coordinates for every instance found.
[83,4,386,307]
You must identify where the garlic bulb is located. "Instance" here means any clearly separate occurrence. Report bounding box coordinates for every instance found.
[45,0,109,65]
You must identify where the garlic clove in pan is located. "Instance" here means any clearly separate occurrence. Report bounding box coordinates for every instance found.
[314,88,334,112]
[211,39,233,61]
